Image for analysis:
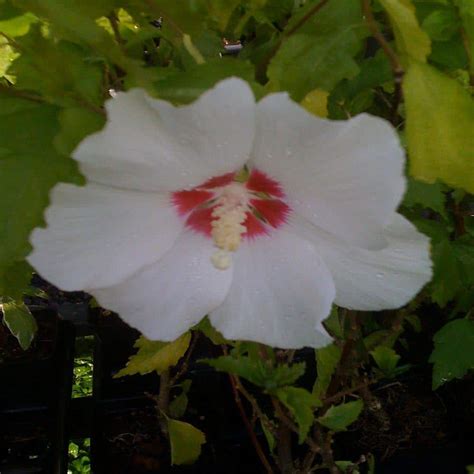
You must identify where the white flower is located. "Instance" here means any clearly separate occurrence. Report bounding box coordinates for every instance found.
[27,78,432,349]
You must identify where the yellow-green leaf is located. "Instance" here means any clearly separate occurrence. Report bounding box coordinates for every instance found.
[1,300,37,350]
[379,0,431,62]
[301,89,329,118]
[114,332,191,377]
[404,61,474,193]
[167,419,206,465]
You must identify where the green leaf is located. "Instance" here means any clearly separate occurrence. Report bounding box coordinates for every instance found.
[203,355,305,389]
[313,343,342,401]
[379,0,431,62]
[152,58,260,105]
[430,318,474,389]
[0,36,18,80]
[1,300,37,349]
[336,461,359,473]
[12,0,121,55]
[431,239,464,306]
[114,333,191,377]
[403,178,447,218]
[274,386,316,443]
[167,418,206,465]
[54,107,105,155]
[169,380,192,419]
[317,400,363,432]
[370,346,401,377]
[323,306,344,339]
[193,316,226,345]
[422,7,459,41]
[267,0,366,100]
[260,419,276,452]
[10,26,104,107]
[0,10,36,37]
[404,61,474,193]
[0,96,81,292]
[0,260,32,300]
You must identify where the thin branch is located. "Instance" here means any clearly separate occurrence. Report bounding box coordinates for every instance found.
[285,0,330,37]
[108,12,126,48]
[228,373,275,474]
[170,332,199,386]
[256,0,331,81]
[0,83,45,103]
[221,345,275,473]
[272,398,294,474]
[361,0,404,124]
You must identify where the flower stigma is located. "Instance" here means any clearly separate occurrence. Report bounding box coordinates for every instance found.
[171,168,291,271]
[210,183,249,269]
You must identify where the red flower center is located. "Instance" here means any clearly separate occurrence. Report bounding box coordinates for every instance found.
[171,168,291,239]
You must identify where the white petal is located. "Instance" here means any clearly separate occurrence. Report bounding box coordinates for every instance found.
[251,93,405,249]
[91,231,233,341]
[75,78,256,192]
[28,183,182,291]
[210,230,335,349]
[292,213,432,310]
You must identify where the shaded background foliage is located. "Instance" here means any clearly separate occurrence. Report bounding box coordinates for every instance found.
[0,0,473,472]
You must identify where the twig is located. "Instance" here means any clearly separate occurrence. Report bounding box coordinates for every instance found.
[221,345,275,473]
[323,380,373,406]
[256,0,331,81]
[315,429,339,474]
[170,331,199,386]
[108,12,125,47]
[157,369,171,435]
[361,0,404,124]
[273,399,293,474]
[326,310,359,397]
[460,27,474,86]
[228,373,275,474]
[0,83,44,103]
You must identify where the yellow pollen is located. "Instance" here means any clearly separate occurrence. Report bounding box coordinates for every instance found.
[210,193,247,270]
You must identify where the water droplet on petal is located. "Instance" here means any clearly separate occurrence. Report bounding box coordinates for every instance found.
[376,272,384,279]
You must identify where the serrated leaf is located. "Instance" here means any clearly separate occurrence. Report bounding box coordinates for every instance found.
[267,0,366,100]
[0,96,81,292]
[313,343,341,401]
[403,178,447,218]
[10,25,104,107]
[0,10,36,36]
[169,380,192,419]
[203,355,305,389]
[431,239,464,306]
[115,333,191,377]
[422,7,459,41]
[167,418,206,465]
[323,306,344,339]
[430,319,474,389]
[152,58,260,105]
[54,107,105,155]
[1,300,37,349]
[370,346,401,376]
[404,61,474,193]
[379,0,431,62]
[317,400,363,432]
[274,386,316,443]
[193,316,226,345]
[301,89,329,117]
